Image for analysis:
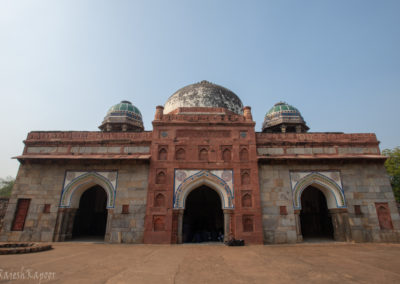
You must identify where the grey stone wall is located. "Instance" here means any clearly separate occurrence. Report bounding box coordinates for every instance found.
[0,198,9,232]
[258,161,400,244]
[0,160,149,243]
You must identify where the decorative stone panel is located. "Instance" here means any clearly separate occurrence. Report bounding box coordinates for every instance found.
[290,171,346,210]
[173,170,234,209]
[60,171,117,208]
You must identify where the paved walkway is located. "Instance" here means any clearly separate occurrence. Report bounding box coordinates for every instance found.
[1,242,400,283]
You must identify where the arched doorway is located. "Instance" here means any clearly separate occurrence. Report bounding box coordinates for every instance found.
[72,185,108,240]
[300,186,334,240]
[182,186,224,243]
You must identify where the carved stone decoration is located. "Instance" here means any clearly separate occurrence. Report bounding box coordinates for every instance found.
[173,170,234,209]
[153,216,165,231]
[155,193,166,207]
[199,148,208,161]
[156,170,166,184]
[239,148,249,161]
[243,215,254,232]
[158,147,167,160]
[176,148,185,160]
[375,203,394,230]
[290,171,346,210]
[242,193,252,207]
[241,170,250,185]
[222,148,231,162]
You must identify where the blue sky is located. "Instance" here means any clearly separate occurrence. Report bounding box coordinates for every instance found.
[1,0,399,178]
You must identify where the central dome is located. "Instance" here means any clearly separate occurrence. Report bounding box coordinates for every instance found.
[164,80,244,114]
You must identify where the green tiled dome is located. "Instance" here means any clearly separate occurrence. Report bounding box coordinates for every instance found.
[99,100,144,132]
[267,102,299,115]
[262,102,309,133]
[107,100,142,117]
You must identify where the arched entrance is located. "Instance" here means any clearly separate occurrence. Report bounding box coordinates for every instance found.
[72,185,108,239]
[292,172,352,242]
[300,186,333,240]
[182,186,224,243]
[54,172,114,242]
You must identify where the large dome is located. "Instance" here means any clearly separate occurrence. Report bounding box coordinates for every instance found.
[163,80,244,114]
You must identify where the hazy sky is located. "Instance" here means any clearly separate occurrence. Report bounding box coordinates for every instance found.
[1,0,399,178]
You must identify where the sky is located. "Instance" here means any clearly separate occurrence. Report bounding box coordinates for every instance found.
[0,0,399,178]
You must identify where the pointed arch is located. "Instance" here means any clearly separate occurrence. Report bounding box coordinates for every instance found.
[222,148,231,161]
[239,148,249,161]
[60,172,116,208]
[176,148,185,160]
[292,172,346,210]
[173,170,234,209]
[158,148,167,160]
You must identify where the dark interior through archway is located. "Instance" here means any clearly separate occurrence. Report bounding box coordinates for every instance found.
[300,186,334,240]
[72,185,108,239]
[183,186,224,243]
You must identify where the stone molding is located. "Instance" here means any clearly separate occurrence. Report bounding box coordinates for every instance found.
[60,171,118,208]
[290,171,346,210]
[173,170,234,209]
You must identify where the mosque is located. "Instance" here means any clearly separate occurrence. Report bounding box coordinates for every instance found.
[1,80,399,244]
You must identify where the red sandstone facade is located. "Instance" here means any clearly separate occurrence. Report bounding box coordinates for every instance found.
[1,81,399,244]
[143,106,263,244]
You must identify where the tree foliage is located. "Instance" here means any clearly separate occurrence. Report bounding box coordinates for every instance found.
[382,147,400,202]
[0,176,15,197]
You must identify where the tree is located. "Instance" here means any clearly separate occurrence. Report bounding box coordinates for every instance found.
[382,147,400,202]
[0,176,15,197]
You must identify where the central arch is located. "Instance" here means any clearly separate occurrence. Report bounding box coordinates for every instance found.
[182,186,224,243]
[174,170,234,210]
[173,172,234,243]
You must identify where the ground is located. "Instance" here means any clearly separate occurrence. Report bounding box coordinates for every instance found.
[1,242,400,283]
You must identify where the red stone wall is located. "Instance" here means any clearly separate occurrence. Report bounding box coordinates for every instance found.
[143,107,264,244]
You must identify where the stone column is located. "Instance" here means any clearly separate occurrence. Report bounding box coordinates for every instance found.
[294,209,303,242]
[105,208,114,243]
[65,208,77,240]
[54,208,76,241]
[53,208,65,242]
[176,209,184,244]
[223,209,234,242]
[329,208,352,242]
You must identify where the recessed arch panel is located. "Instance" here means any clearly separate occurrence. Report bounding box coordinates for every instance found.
[60,171,117,208]
[292,172,346,210]
[173,170,234,209]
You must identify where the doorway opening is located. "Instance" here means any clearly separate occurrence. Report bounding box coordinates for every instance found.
[182,186,224,243]
[72,185,108,240]
[300,186,334,240]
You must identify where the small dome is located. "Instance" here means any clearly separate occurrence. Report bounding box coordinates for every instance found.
[262,102,309,133]
[99,101,144,132]
[164,80,244,115]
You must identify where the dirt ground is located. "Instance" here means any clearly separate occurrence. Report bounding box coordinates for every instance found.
[1,242,400,284]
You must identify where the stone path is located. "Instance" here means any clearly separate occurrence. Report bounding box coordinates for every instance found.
[0,242,400,283]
